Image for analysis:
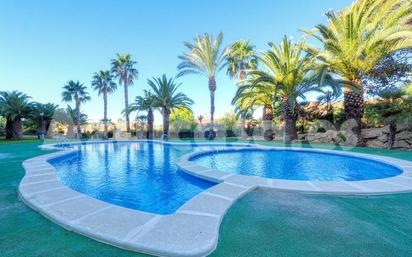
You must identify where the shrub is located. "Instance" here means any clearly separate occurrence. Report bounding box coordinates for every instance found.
[225,129,237,138]
[178,129,194,139]
[204,130,216,139]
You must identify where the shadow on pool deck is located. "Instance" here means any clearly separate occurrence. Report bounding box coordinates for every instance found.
[1,140,412,257]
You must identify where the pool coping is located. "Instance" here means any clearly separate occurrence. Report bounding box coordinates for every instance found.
[178,146,412,195]
[18,140,412,257]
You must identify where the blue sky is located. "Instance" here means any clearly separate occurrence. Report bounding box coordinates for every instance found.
[0,0,352,124]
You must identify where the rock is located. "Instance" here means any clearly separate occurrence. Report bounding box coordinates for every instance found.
[392,140,411,149]
[377,134,388,143]
[367,139,386,149]
[396,124,411,133]
[396,130,412,141]
[362,128,383,139]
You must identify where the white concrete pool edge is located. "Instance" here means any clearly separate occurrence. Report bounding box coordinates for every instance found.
[19,140,256,257]
[179,146,412,195]
[18,140,412,257]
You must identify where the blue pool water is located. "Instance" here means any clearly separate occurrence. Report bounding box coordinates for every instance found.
[49,142,232,214]
[191,149,403,181]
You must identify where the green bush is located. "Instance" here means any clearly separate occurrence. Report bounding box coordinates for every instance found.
[0,116,6,137]
[178,129,194,139]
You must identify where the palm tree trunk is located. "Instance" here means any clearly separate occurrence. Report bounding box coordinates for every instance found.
[124,74,130,133]
[263,104,274,141]
[162,107,170,140]
[103,90,108,139]
[281,99,298,143]
[147,109,154,139]
[387,121,397,149]
[75,98,81,139]
[208,76,216,139]
[239,65,246,81]
[343,84,364,146]
[5,117,23,140]
[240,115,246,139]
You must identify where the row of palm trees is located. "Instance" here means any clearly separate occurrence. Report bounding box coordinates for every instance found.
[228,0,412,144]
[4,0,409,144]
[0,91,60,139]
[60,0,412,143]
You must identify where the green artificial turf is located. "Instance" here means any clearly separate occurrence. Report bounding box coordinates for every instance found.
[1,139,412,257]
[0,142,148,257]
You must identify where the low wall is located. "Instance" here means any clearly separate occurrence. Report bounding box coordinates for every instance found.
[300,125,412,150]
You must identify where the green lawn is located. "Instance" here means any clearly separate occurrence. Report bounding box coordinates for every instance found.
[1,139,412,257]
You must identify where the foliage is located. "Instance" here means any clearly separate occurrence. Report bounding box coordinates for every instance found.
[0,91,33,121]
[170,107,197,132]
[110,54,139,86]
[148,74,194,138]
[0,116,5,136]
[61,80,91,103]
[218,112,238,131]
[27,102,59,135]
[304,0,412,83]
[128,90,157,115]
[363,49,412,95]
[111,53,139,132]
[406,83,412,96]
[248,36,321,105]
[148,75,194,112]
[53,106,88,126]
[91,70,117,96]
[365,88,412,128]
[177,32,226,78]
[0,91,34,139]
[225,40,257,80]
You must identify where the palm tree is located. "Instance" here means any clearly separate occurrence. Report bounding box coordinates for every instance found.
[316,83,342,123]
[148,74,194,140]
[177,32,226,139]
[248,36,321,142]
[232,78,277,140]
[225,40,258,80]
[233,104,255,139]
[111,54,138,133]
[304,0,412,145]
[128,90,157,139]
[0,91,33,140]
[91,70,117,139]
[30,102,59,139]
[61,80,91,139]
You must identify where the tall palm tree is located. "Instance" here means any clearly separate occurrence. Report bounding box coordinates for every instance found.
[91,70,117,139]
[61,80,90,139]
[148,74,194,140]
[225,40,258,80]
[177,32,226,139]
[248,36,321,142]
[111,54,138,133]
[128,90,157,139]
[304,0,412,145]
[0,91,33,140]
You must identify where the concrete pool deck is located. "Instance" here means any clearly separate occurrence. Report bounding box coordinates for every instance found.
[18,140,412,257]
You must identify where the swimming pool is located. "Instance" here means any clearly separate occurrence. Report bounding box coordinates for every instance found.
[20,141,412,257]
[49,142,234,214]
[191,149,403,181]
